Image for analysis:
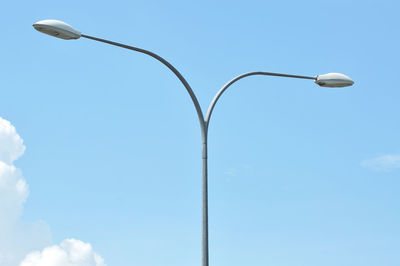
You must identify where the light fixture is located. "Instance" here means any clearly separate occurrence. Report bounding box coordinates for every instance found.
[33,19,81,40]
[315,73,354,88]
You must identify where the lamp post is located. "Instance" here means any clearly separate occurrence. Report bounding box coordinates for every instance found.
[33,19,354,266]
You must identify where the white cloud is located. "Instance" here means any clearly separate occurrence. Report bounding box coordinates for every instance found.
[361,154,400,171]
[0,161,28,221]
[0,117,106,266]
[0,118,25,165]
[225,164,254,178]
[225,167,238,177]
[19,239,105,266]
[0,117,51,266]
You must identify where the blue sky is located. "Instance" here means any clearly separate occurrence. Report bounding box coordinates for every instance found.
[1,0,400,265]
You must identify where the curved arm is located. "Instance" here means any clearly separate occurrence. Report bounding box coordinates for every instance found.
[81,34,207,141]
[204,71,316,128]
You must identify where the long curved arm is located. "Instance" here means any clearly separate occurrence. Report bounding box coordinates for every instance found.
[205,71,316,129]
[81,34,207,141]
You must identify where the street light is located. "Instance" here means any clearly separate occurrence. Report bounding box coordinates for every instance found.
[33,19,81,40]
[33,19,354,266]
[315,73,354,87]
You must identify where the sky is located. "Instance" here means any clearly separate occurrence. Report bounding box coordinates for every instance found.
[1,0,400,265]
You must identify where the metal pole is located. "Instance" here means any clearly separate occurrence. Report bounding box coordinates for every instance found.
[202,138,209,266]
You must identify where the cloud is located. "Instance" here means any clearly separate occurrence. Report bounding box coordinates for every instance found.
[0,118,27,220]
[19,239,105,266]
[0,117,106,266]
[0,117,51,266]
[225,167,238,177]
[225,164,254,178]
[0,161,28,222]
[0,118,25,165]
[361,154,400,171]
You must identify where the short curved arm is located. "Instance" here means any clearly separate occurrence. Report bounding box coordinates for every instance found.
[204,71,316,129]
[81,34,207,141]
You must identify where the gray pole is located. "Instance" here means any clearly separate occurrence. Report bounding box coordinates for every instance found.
[202,139,209,266]
[80,34,316,266]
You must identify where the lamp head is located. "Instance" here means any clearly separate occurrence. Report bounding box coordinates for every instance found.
[315,73,354,88]
[33,19,81,40]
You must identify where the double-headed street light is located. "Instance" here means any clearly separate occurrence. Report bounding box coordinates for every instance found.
[33,19,354,266]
